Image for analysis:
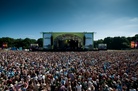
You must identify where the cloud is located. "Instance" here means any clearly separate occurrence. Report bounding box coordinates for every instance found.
[130,17,138,22]
[93,17,138,40]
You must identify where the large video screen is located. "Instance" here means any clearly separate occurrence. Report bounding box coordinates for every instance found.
[85,33,93,49]
[43,33,52,49]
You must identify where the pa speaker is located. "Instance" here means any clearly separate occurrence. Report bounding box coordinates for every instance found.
[51,36,53,45]
[83,36,85,45]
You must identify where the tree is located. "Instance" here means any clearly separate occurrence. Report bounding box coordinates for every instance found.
[37,38,43,47]
[127,37,132,42]
[103,37,113,49]
[121,42,130,49]
[120,37,130,49]
[94,39,103,48]
[14,38,23,48]
[134,34,138,41]
[22,38,36,49]
[0,37,15,47]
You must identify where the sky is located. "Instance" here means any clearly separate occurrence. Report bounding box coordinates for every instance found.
[0,0,138,40]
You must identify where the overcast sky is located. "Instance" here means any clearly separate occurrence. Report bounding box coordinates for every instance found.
[0,0,138,40]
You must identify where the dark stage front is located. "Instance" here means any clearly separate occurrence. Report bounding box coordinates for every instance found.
[55,39,81,51]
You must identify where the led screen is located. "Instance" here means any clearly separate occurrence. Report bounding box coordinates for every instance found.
[43,33,52,49]
[84,33,93,49]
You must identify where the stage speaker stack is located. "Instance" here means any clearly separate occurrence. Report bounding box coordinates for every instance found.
[51,36,53,45]
[83,36,85,45]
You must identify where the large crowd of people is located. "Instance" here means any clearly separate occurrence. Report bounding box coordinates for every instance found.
[0,49,138,91]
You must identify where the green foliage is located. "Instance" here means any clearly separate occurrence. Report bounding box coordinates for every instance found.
[95,34,138,50]
[94,39,104,48]
[14,38,23,48]
[0,37,36,49]
[0,37,15,47]
[103,37,113,49]
[134,34,138,41]
[37,38,43,47]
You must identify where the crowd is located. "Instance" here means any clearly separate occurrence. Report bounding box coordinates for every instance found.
[0,49,138,91]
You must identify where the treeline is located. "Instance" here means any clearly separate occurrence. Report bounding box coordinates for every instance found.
[0,34,138,50]
[94,34,138,50]
[0,37,43,49]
